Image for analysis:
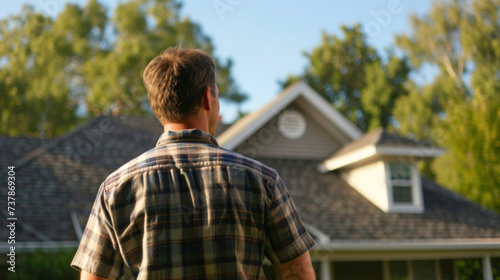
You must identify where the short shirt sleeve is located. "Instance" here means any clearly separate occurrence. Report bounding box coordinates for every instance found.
[264,173,315,264]
[71,185,123,279]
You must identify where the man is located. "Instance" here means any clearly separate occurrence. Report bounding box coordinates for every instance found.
[71,47,316,280]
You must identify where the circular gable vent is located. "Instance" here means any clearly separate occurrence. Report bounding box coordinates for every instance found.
[278,110,307,139]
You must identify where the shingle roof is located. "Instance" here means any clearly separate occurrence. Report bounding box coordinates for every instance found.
[332,128,435,157]
[215,123,232,137]
[0,116,158,242]
[1,115,499,246]
[0,136,52,167]
[256,157,500,240]
[0,115,232,244]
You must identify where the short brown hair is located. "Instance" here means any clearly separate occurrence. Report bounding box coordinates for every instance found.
[143,47,216,124]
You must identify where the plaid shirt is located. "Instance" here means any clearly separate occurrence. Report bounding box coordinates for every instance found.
[71,129,314,279]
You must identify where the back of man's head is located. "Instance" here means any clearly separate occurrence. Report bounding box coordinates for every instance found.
[143,47,216,125]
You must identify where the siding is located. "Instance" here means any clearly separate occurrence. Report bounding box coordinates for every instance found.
[235,103,345,160]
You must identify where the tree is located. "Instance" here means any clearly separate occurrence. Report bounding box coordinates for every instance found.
[0,5,84,138]
[432,75,500,211]
[280,24,410,131]
[361,53,410,131]
[395,0,500,212]
[0,0,246,138]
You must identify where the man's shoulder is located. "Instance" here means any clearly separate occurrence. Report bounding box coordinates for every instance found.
[101,146,158,190]
[218,146,278,180]
[101,143,278,191]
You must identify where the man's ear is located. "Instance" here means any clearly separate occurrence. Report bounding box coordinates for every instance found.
[202,86,212,110]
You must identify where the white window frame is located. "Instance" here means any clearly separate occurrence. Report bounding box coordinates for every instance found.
[385,161,424,213]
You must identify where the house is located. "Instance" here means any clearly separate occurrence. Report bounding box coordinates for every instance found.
[1,82,499,279]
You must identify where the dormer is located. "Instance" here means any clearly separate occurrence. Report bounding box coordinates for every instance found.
[319,128,444,213]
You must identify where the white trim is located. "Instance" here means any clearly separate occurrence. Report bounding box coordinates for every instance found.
[320,145,378,172]
[218,81,362,150]
[319,261,331,280]
[70,211,83,240]
[298,82,362,140]
[305,223,332,280]
[483,255,493,280]
[376,146,445,158]
[320,145,445,172]
[297,98,352,144]
[218,85,300,150]
[0,241,79,252]
[385,161,424,214]
[314,239,500,251]
[304,223,330,244]
[311,241,500,264]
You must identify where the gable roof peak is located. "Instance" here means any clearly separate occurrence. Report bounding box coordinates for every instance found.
[217,81,363,150]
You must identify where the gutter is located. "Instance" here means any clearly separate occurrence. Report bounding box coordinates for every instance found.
[0,241,79,253]
[313,239,500,251]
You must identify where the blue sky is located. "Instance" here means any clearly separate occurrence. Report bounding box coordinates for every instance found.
[1,0,435,122]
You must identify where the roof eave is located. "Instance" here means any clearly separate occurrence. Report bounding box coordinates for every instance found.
[218,81,363,150]
[314,239,500,251]
[0,241,79,253]
[319,145,445,172]
[376,145,446,158]
[319,145,377,172]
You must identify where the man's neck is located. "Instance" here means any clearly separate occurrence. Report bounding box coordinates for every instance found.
[164,124,205,132]
[164,118,211,135]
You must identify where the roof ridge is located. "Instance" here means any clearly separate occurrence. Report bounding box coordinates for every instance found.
[1,116,106,174]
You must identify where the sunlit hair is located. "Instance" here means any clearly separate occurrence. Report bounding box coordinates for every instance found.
[143,47,216,124]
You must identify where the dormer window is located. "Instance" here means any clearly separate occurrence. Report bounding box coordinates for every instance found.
[389,162,413,204]
[385,161,424,213]
[320,128,443,214]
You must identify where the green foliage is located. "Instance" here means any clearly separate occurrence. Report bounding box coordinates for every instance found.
[281,24,410,131]
[284,0,499,212]
[492,257,500,280]
[8,250,79,280]
[395,0,469,88]
[0,0,246,138]
[0,5,83,138]
[362,53,410,131]
[395,0,500,212]
[454,259,484,280]
[433,73,500,211]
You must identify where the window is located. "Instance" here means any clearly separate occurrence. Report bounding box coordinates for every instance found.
[393,186,413,203]
[389,162,413,204]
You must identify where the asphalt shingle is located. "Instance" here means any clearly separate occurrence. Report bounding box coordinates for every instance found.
[256,158,500,240]
[1,116,499,245]
[332,128,435,157]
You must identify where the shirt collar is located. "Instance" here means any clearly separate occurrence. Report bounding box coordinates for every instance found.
[156,129,219,147]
